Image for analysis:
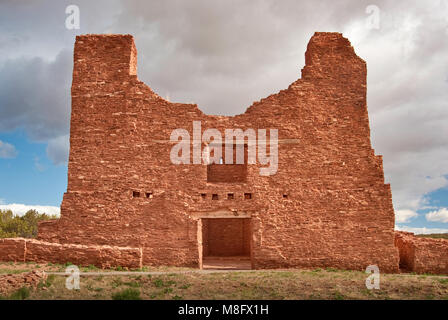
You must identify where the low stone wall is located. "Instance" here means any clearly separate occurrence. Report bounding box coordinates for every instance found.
[0,238,26,262]
[395,231,448,275]
[0,238,142,269]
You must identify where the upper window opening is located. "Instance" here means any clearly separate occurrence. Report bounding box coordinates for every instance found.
[207,144,248,183]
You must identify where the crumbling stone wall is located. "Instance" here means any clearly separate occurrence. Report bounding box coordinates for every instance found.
[395,232,448,274]
[0,271,47,297]
[0,238,141,269]
[1,32,413,272]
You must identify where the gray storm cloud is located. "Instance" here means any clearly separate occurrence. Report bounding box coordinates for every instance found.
[0,50,72,164]
[0,0,447,222]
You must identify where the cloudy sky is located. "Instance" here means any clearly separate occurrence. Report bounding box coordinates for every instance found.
[0,0,447,233]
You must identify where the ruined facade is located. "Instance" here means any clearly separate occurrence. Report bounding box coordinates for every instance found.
[395,232,448,274]
[1,32,447,273]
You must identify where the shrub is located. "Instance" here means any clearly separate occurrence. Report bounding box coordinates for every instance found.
[163,288,173,294]
[153,278,164,288]
[332,291,345,300]
[111,278,123,288]
[0,209,58,239]
[9,287,30,300]
[37,274,55,289]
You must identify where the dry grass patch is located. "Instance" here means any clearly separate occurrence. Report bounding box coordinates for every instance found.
[0,262,447,300]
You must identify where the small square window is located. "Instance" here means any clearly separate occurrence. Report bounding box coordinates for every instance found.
[283,194,288,199]
[212,194,219,200]
[200,193,206,199]
[227,193,234,200]
[146,192,153,199]
[244,193,252,200]
[133,191,140,198]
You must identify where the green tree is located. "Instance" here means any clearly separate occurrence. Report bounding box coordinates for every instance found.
[0,209,58,239]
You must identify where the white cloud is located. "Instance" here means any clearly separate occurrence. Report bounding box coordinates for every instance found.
[34,156,46,172]
[0,203,60,217]
[395,225,448,235]
[426,208,448,223]
[0,140,18,158]
[343,2,448,213]
[46,134,69,165]
[395,209,418,223]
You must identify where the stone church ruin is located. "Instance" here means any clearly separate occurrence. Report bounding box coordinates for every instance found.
[0,32,447,274]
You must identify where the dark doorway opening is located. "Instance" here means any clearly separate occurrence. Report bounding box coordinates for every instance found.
[201,218,252,270]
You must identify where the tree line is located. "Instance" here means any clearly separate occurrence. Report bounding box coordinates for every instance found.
[0,209,58,238]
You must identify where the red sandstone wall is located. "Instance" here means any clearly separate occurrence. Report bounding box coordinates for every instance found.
[207,164,247,183]
[33,32,400,271]
[395,231,415,271]
[395,231,448,274]
[0,238,26,262]
[0,238,141,269]
[204,218,251,256]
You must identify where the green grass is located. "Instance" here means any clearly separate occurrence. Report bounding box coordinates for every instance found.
[111,278,123,288]
[123,281,141,288]
[5,287,31,300]
[153,278,175,288]
[163,288,173,294]
[417,233,448,239]
[81,265,99,272]
[332,291,345,300]
[37,274,56,289]
[0,268,30,274]
[111,288,141,300]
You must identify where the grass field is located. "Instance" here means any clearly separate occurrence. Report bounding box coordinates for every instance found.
[1,262,448,300]
[417,233,448,239]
